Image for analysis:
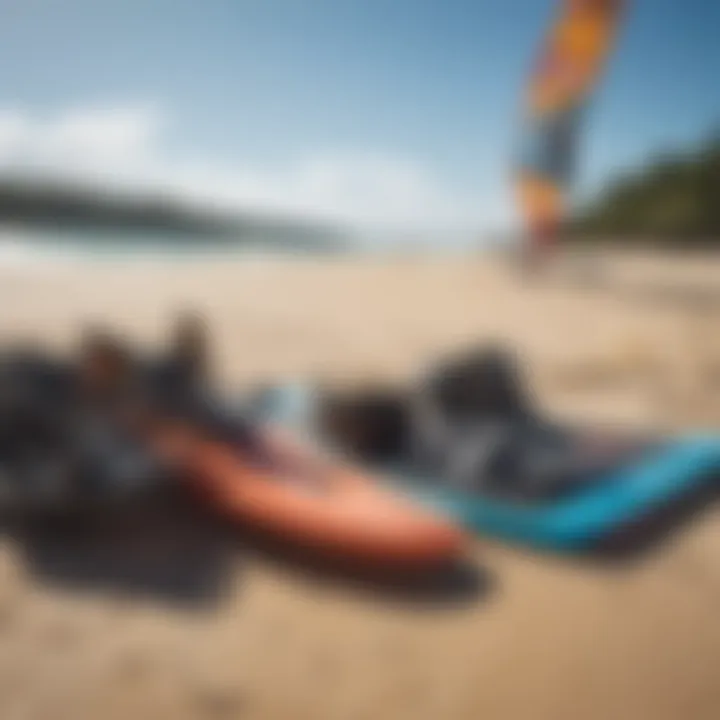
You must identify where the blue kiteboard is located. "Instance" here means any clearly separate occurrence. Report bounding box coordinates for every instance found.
[255,382,720,551]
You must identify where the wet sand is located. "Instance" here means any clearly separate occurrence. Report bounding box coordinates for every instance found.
[0,251,718,720]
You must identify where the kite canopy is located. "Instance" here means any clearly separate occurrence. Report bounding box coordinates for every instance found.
[515,0,626,254]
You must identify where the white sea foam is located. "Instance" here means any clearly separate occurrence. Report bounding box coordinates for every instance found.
[0,229,81,271]
[0,228,326,276]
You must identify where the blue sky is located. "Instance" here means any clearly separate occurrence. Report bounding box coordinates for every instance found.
[0,0,717,236]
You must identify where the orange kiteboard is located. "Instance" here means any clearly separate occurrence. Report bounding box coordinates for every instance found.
[152,424,466,569]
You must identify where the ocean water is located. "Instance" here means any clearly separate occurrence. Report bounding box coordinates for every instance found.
[0,226,490,270]
[0,228,329,268]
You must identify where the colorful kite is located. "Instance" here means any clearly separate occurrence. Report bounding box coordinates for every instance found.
[515,0,626,257]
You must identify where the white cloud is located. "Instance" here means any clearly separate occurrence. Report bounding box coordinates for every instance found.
[0,103,513,236]
[42,106,161,168]
[0,109,33,162]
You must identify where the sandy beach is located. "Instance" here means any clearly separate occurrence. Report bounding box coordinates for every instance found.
[0,250,718,720]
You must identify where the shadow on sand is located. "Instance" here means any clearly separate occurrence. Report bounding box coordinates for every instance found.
[0,488,491,612]
[222,523,490,609]
[586,475,720,565]
[1,489,238,610]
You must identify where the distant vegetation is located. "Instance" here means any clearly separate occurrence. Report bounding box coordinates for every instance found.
[0,177,345,250]
[569,132,720,246]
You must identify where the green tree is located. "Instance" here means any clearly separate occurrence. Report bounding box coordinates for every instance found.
[569,131,720,246]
